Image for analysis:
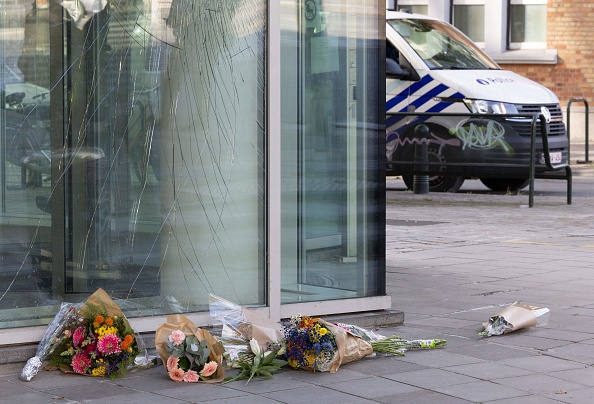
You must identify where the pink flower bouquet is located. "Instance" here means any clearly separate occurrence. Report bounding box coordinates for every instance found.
[42,288,140,379]
[155,315,225,383]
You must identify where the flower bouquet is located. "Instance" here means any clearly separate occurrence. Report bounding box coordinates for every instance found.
[222,338,287,386]
[41,288,140,379]
[282,314,373,373]
[334,323,446,356]
[208,294,283,368]
[478,301,550,337]
[155,314,225,383]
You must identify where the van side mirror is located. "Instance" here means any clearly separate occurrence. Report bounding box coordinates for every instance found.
[386,58,411,79]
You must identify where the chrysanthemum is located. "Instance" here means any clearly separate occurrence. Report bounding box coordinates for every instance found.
[183,370,199,382]
[199,361,217,378]
[169,367,185,382]
[97,333,122,355]
[72,326,86,346]
[71,352,90,374]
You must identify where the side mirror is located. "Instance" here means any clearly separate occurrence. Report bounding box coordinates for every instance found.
[386,58,411,79]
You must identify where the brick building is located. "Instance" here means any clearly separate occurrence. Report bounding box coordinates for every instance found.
[501,1,594,106]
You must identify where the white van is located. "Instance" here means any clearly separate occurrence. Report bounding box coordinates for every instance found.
[385,11,568,192]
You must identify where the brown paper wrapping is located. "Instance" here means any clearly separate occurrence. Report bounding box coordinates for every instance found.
[303,320,373,373]
[79,288,128,320]
[238,307,283,347]
[155,314,225,383]
[484,302,539,334]
[47,288,138,375]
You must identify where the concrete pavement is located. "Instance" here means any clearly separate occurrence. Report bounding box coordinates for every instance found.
[3,163,594,402]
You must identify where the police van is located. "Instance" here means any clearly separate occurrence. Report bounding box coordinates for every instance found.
[385,11,568,192]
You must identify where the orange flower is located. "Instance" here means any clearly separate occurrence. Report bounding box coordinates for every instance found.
[94,315,104,324]
[299,316,319,328]
[199,361,218,378]
[124,335,134,343]
[121,341,130,350]
[169,367,185,382]
[93,322,99,328]
[105,317,113,326]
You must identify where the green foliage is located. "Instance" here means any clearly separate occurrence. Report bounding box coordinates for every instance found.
[222,349,287,386]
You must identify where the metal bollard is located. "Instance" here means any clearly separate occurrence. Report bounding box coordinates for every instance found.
[413,124,429,194]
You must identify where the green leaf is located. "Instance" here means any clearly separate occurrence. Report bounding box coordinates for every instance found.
[258,369,272,377]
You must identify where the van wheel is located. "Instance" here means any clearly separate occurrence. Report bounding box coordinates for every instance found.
[401,144,465,192]
[480,178,530,192]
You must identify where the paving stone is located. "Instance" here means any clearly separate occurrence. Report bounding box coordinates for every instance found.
[384,368,480,389]
[498,354,587,372]
[396,350,486,368]
[434,380,530,402]
[493,374,589,395]
[541,386,594,404]
[447,342,537,362]
[444,362,535,380]
[374,389,474,404]
[549,367,594,387]
[262,385,378,403]
[151,383,249,402]
[324,375,421,399]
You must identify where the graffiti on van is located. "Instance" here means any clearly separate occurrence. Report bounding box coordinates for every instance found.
[451,119,512,153]
[387,129,461,156]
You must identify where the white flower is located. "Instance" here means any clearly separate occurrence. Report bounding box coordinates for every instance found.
[249,338,262,356]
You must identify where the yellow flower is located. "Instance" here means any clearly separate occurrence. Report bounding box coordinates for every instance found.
[95,325,119,339]
[318,327,328,336]
[91,366,106,376]
[304,351,316,366]
[91,359,106,376]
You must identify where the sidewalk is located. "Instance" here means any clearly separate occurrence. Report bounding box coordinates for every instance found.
[3,169,594,403]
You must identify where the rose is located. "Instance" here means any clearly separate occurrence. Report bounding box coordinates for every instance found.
[183,370,199,382]
[168,330,185,346]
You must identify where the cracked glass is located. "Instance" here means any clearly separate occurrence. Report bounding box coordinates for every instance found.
[0,0,266,328]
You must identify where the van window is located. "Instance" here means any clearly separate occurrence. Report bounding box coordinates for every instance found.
[387,18,499,70]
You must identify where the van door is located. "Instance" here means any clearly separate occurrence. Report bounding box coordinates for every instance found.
[385,40,414,163]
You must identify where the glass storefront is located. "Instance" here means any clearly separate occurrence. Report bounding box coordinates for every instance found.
[0,0,384,336]
[0,0,267,329]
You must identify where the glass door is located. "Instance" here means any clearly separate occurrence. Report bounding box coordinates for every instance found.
[281,0,384,303]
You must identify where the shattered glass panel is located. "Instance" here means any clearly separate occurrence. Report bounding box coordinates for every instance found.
[0,0,266,328]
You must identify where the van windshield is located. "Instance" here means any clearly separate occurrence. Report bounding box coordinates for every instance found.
[387,18,499,70]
